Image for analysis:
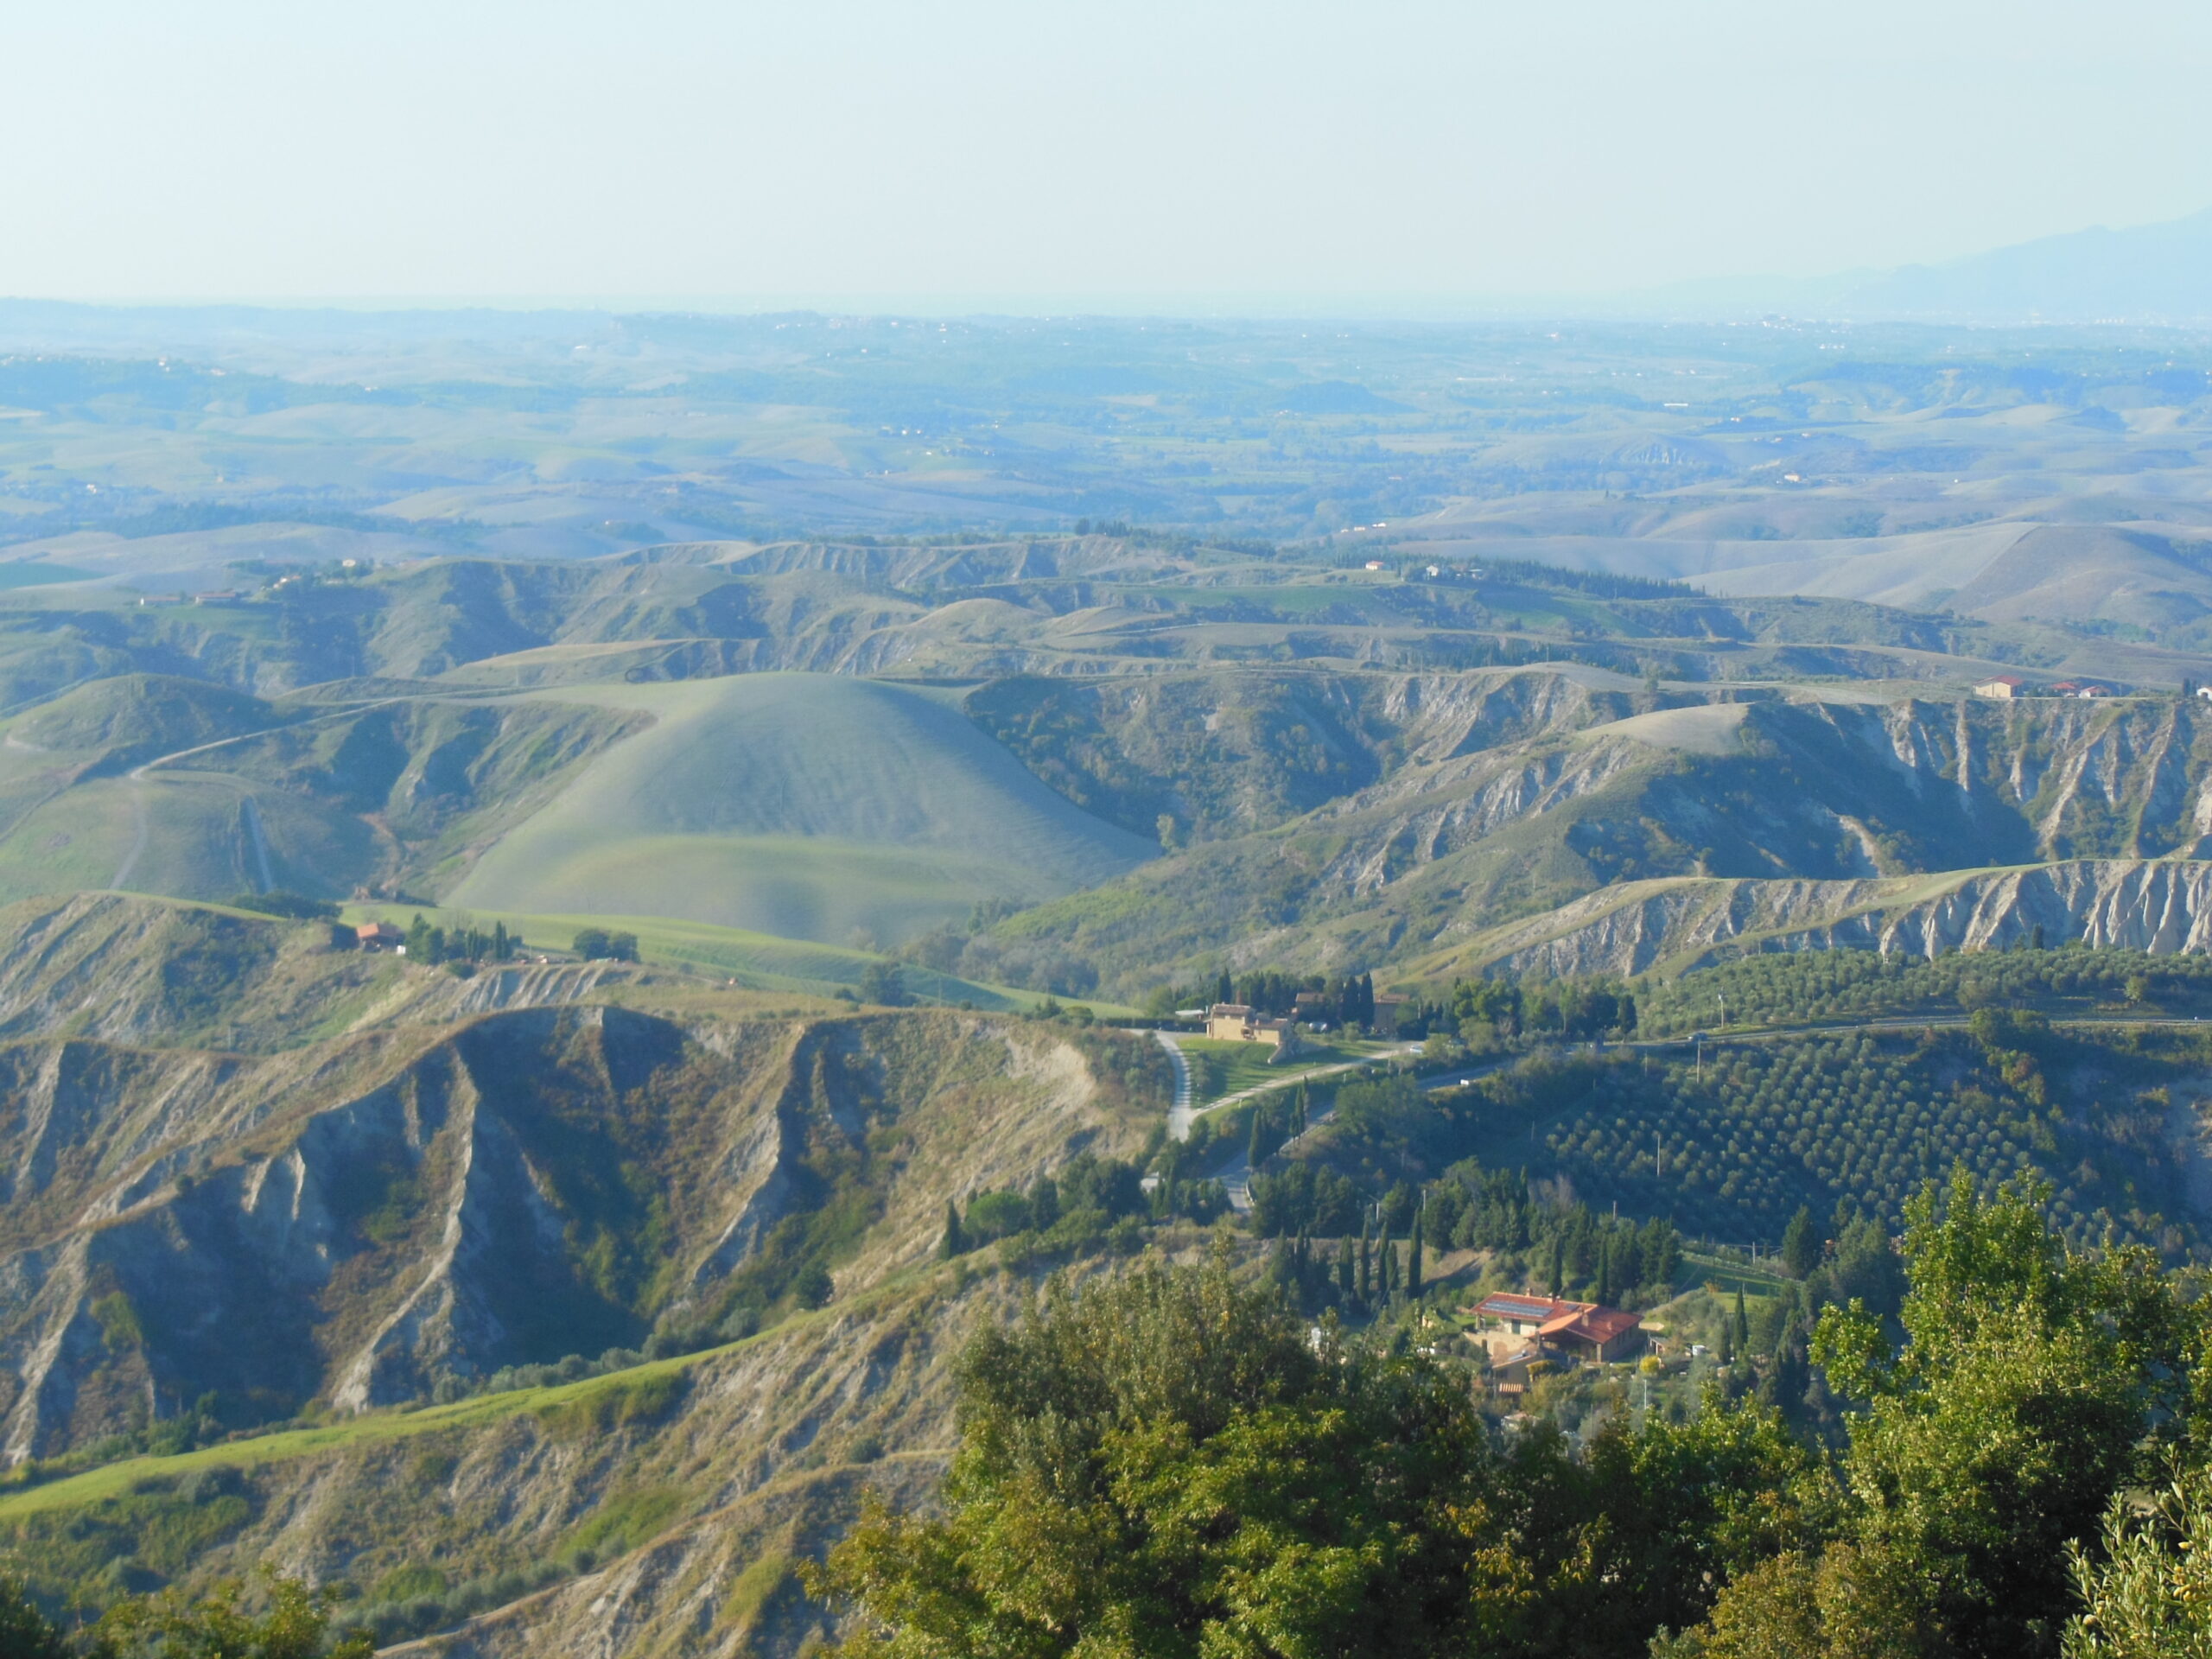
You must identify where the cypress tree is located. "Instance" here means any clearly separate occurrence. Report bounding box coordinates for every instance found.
[1292,1081,1309,1137]
[1548,1235,1566,1297]
[1357,1218,1372,1302]
[1215,968,1233,1007]
[1247,1104,1267,1167]
[1408,1211,1424,1297]
[1337,1235,1355,1297]
[938,1200,966,1259]
[1379,1227,1396,1298]
[1733,1285,1750,1353]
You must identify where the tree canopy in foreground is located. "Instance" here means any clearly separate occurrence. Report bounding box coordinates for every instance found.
[818,1173,2212,1659]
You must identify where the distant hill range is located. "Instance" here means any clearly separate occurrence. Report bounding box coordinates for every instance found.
[1643,207,2212,325]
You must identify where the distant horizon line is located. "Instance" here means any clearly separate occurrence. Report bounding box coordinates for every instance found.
[0,295,2206,334]
[3,203,2208,325]
[0,288,1845,318]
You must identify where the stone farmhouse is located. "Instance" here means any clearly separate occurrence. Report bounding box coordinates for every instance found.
[1205,1002,1303,1060]
[1471,1292,1644,1365]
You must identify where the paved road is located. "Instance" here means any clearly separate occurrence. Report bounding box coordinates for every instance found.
[1168,1043,1424,1141]
[1149,1037,1421,1210]
[1157,1031,1196,1139]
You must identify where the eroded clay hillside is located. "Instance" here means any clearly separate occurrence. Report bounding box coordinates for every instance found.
[0,908,1166,1656]
[0,1000,1132,1461]
[1424,859,2212,981]
[957,689,2212,997]
[0,893,651,1052]
[0,896,1154,1461]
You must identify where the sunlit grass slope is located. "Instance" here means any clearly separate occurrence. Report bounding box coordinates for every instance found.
[446,674,1156,944]
[338,899,1124,1011]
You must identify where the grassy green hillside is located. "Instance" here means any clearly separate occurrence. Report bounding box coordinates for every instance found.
[0,688,645,906]
[337,900,1111,1011]
[16,672,279,760]
[448,675,1155,945]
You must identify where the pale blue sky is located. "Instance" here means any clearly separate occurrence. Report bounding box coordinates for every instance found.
[4,0,2208,308]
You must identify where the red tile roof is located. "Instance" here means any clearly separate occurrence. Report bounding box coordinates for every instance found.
[1539,1306,1642,1347]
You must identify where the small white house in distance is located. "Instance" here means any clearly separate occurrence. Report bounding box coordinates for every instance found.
[1363,560,1385,571]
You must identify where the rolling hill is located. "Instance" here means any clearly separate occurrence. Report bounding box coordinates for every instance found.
[446,674,1156,946]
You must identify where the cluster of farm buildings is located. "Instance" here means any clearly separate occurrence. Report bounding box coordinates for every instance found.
[1467,1292,1645,1392]
[1973,674,2116,699]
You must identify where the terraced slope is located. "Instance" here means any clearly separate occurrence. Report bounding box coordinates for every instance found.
[448,674,1156,945]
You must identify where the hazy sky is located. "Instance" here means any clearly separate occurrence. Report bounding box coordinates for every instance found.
[6,0,2209,308]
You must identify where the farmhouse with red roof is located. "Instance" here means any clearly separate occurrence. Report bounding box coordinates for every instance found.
[1471,1292,1644,1364]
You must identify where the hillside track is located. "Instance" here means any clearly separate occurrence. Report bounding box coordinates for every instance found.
[109,695,404,891]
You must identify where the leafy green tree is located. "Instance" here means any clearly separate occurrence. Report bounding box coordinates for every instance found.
[1027,1173,1060,1232]
[571,925,612,960]
[2061,1460,2212,1659]
[1783,1206,1819,1278]
[97,1574,372,1659]
[1581,1395,1834,1649]
[1808,1171,2186,1656]
[813,1262,1518,1658]
[0,1578,71,1659]
[1825,1215,1907,1321]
